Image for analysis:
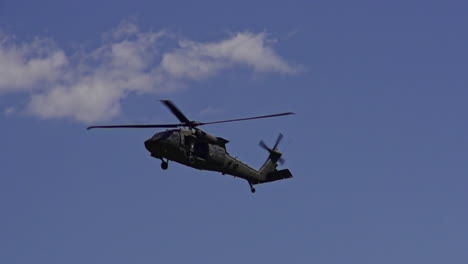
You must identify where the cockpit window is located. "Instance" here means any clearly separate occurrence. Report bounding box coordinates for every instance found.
[168,131,179,142]
[152,131,172,140]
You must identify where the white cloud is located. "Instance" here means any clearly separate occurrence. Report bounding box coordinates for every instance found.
[0,21,299,123]
[0,36,67,92]
[161,32,298,79]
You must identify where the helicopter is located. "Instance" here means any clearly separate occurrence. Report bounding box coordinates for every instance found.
[87,100,294,193]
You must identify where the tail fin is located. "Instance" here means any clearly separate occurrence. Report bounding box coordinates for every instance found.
[259,150,282,176]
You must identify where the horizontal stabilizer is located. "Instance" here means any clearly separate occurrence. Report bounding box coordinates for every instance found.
[259,169,293,184]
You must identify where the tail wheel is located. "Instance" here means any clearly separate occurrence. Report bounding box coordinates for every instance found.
[248,181,256,193]
[161,161,168,170]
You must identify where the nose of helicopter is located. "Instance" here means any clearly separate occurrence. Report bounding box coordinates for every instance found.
[144,138,158,152]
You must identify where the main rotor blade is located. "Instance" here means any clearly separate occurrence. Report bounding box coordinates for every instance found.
[198,112,295,126]
[87,123,181,130]
[161,100,191,124]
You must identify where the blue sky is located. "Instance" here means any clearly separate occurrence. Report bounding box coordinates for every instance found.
[1,1,467,263]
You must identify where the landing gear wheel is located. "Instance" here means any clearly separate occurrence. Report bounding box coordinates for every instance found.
[188,156,195,164]
[161,161,168,170]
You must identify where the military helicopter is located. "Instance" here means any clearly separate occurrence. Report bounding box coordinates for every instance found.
[87,100,294,193]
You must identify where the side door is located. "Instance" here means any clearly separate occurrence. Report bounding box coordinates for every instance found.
[208,144,226,165]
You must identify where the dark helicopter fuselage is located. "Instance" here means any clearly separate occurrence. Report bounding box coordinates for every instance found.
[87,100,293,192]
[144,129,266,183]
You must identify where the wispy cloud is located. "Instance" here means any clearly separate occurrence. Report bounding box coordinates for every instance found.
[0,21,299,123]
[3,106,16,116]
[199,106,225,116]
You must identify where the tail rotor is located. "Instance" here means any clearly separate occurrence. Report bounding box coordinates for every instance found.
[259,133,285,165]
